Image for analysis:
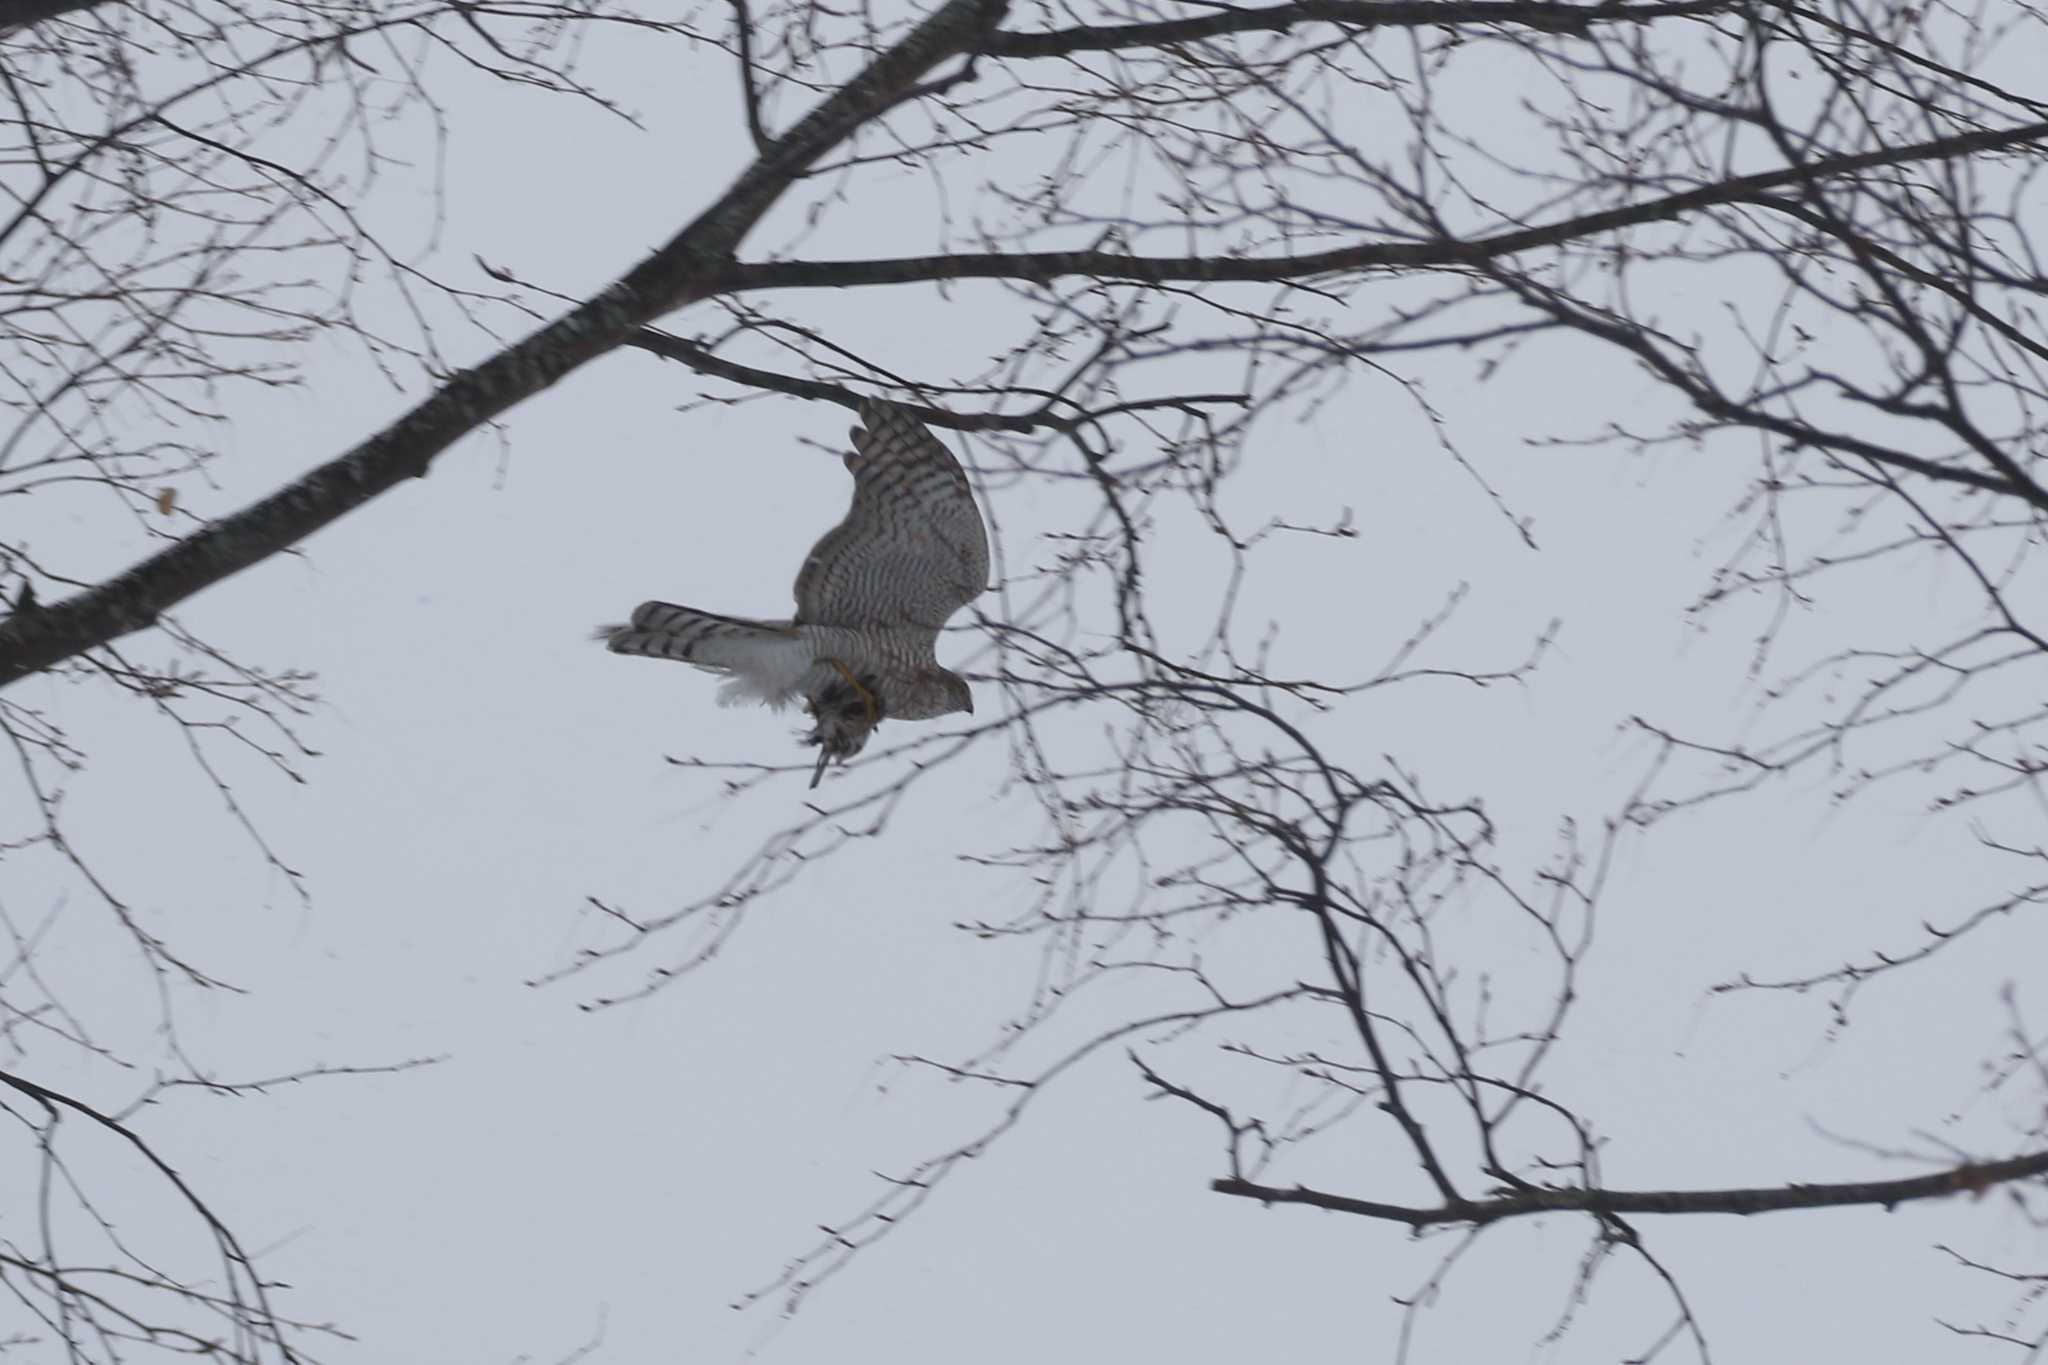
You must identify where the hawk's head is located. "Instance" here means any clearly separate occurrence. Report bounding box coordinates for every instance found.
[927,668,974,717]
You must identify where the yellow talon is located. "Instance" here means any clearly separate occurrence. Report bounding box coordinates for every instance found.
[826,658,880,727]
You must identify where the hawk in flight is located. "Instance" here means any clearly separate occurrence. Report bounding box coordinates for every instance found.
[599,400,991,787]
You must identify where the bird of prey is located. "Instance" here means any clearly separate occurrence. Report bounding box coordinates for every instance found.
[599,399,990,787]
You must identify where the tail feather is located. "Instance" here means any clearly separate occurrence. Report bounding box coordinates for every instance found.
[598,601,815,708]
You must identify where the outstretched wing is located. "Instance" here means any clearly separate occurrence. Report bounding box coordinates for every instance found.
[792,399,991,629]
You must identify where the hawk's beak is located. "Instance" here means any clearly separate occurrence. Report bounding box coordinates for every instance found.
[810,745,832,790]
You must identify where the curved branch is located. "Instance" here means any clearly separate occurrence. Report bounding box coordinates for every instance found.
[0,1067,298,1360]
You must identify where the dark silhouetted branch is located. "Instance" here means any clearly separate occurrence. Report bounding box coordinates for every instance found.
[1213,1148,2048,1227]
[984,0,1737,57]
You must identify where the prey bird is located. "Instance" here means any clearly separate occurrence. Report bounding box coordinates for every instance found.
[599,399,990,787]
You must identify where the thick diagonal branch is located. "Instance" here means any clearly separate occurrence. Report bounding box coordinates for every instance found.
[0,0,1007,690]
[0,0,107,33]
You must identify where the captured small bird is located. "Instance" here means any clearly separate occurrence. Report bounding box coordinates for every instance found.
[598,399,990,787]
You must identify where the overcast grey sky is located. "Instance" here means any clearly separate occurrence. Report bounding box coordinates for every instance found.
[7,4,2045,1362]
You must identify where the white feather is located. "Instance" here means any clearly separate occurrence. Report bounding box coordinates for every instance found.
[698,630,815,710]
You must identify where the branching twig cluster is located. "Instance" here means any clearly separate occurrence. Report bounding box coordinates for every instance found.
[2,0,2045,1357]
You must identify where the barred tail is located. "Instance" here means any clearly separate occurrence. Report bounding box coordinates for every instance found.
[596,602,815,708]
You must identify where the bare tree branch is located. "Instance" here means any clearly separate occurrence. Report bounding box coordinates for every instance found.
[981,0,1740,57]
[716,120,2048,296]
[1214,1149,2048,1227]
